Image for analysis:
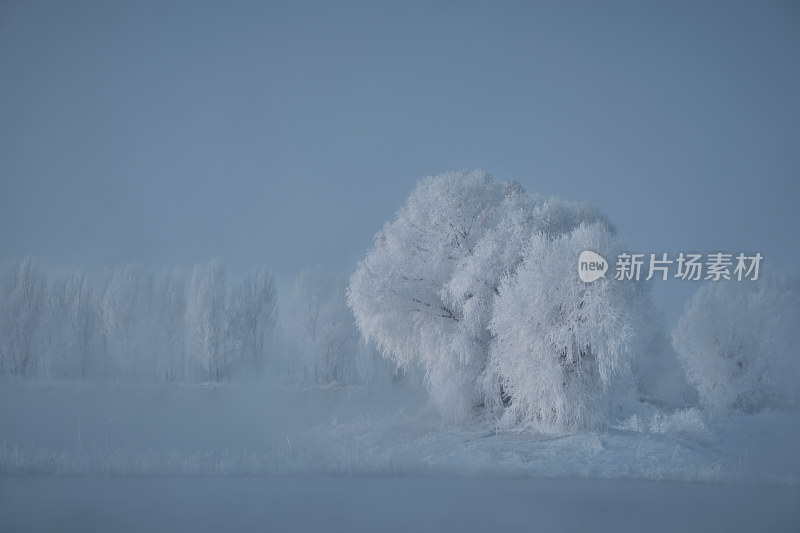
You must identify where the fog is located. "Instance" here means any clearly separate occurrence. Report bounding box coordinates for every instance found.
[2,1,800,531]
[2,1,799,321]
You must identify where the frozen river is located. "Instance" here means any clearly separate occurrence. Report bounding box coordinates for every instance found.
[2,475,798,532]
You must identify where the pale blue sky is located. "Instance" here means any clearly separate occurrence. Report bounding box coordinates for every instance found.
[1,0,798,322]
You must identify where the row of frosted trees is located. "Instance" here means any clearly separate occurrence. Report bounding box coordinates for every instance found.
[0,258,392,385]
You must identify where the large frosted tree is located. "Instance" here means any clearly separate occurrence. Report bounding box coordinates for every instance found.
[349,170,665,428]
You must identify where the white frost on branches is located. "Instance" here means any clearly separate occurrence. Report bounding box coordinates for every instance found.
[348,170,660,428]
[673,271,800,413]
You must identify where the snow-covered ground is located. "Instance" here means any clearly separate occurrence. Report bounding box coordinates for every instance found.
[2,380,798,482]
[1,380,799,531]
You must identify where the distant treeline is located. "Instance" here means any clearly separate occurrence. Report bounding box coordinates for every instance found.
[0,258,395,385]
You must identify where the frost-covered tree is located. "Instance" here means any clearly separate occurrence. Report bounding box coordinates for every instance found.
[349,170,668,427]
[0,258,47,376]
[154,268,188,382]
[187,259,232,381]
[100,264,151,380]
[673,271,800,413]
[488,223,643,431]
[349,171,623,421]
[44,270,96,378]
[285,266,361,385]
[349,171,508,418]
[229,267,278,378]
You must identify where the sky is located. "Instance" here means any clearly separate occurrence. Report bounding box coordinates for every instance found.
[1,0,798,323]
